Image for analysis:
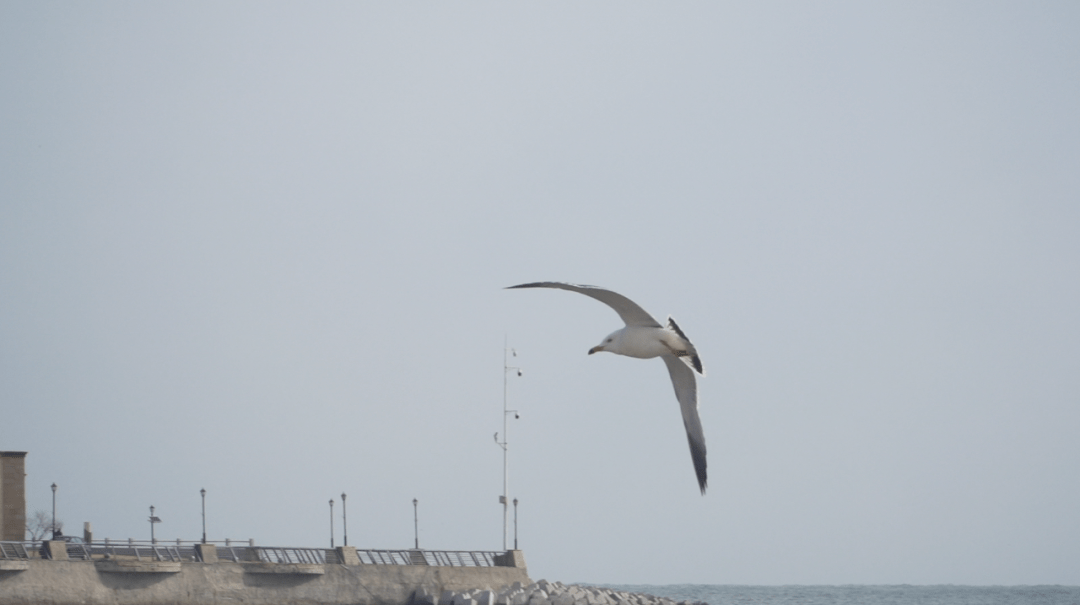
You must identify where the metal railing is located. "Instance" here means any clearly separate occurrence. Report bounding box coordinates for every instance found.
[427,550,501,567]
[355,549,413,565]
[65,543,93,560]
[1,540,505,568]
[101,538,254,547]
[95,543,193,562]
[0,541,30,560]
[355,549,501,567]
[0,541,194,562]
[251,547,332,564]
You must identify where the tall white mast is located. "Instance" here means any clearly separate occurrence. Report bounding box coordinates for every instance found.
[496,337,521,551]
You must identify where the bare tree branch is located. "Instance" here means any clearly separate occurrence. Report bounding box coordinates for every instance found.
[26,510,63,540]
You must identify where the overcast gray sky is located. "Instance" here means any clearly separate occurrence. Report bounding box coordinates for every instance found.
[2,2,1079,586]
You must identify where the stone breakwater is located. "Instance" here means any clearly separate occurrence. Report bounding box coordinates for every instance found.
[416,580,708,605]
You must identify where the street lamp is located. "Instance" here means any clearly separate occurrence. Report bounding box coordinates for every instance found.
[149,506,161,544]
[412,498,418,549]
[200,489,207,544]
[513,498,519,550]
[50,483,57,539]
[341,493,348,547]
[329,499,335,549]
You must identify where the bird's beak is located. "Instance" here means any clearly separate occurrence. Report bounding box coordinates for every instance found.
[588,345,603,355]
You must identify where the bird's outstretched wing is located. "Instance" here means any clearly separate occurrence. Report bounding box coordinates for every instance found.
[662,354,708,494]
[506,282,662,327]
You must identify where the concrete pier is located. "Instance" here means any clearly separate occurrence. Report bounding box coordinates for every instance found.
[0,550,530,605]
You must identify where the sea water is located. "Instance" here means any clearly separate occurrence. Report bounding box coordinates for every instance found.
[598,584,1080,605]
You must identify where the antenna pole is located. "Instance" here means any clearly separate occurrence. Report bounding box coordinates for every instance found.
[499,337,521,551]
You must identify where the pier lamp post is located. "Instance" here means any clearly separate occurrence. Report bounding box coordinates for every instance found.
[412,498,418,549]
[200,488,207,544]
[329,499,335,548]
[341,492,348,547]
[51,483,57,538]
[513,498,519,550]
[149,506,162,544]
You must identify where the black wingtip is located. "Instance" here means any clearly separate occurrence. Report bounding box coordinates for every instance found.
[689,439,708,495]
[667,316,692,343]
[505,282,544,290]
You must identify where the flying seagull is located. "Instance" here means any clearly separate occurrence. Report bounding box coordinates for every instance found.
[506,281,708,494]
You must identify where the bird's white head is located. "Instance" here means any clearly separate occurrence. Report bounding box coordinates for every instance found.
[588,329,623,355]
